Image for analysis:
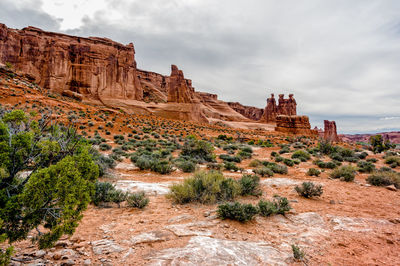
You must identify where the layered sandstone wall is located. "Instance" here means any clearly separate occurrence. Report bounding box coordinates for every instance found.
[0,24,143,102]
[275,115,317,135]
[227,102,264,121]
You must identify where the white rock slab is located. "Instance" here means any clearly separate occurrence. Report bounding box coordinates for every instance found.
[114,180,171,195]
[146,236,290,266]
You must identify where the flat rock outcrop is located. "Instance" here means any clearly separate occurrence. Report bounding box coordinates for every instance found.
[275,115,317,135]
[0,24,143,102]
[227,102,264,121]
[324,120,340,142]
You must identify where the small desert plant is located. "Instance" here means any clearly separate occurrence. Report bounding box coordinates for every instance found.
[238,174,262,196]
[306,168,321,177]
[292,244,305,261]
[268,164,288,174]
[217,202,259,222]
[357,160,376,173]
[253,167,274,177]
[258,196,291,216]
[330,165,357,182]
[167,171,241,204]
[224,161,239,172]
[126,191,149,209]
[384,156,400,168]
[295,182,323,198]
[366,171,400,188]
[291,150,311,162]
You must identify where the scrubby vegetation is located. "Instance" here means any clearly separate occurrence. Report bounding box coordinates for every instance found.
[367,171,400,188]
[330,165,357,182]
[217,202,259,222]
[295,182,323,198]
[258,196,291,216]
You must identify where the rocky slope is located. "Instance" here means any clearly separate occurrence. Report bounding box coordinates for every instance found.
[341,131,400,144]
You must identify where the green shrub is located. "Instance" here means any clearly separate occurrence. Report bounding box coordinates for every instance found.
[249,159,262,167]
[258,196,291,216]
[283,158,295,167]
[253,167,274,177]
[268,164,288,174]
[167,171,241,204]
[217,202,259,222]
[99,143,112,151]
[152,160,174,174]
[384,156,400,168]
[330,165,357,182]
[176,160,196,173]
[207,162,223,170]
[291,150,311,162]
[238,175,262,196]
[295,182,323,198]
[92,182,126,206]
[224,161,239,172]
[357,160,375,173]
[306,168,321,177]
[367,171,400,188]
[292,244,305,261]
[219,154,242,163]
[181,139,215,163]
[126,191,149,209]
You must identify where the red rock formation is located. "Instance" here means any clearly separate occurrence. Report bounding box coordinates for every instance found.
[275,115,317,135]
[263,93,278,122]
[137,69,169,103]
[0,24,143,102]
[324,120,340,142]
[262,93,297,122]
[167,65,196,103]
[227,102,264,121]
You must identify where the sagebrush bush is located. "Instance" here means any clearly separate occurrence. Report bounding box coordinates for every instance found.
[238,175,262,196]
[306,168,321,177]
[167,171,241,204]
[268,164,288,174]
[291,150,311,162]
[249,159,262,167]
[366,171,400,188]
[258,196,291,216]
[384,156,400,168]
[176,159,196,173]
[126,191,149,209]
[217,202,259,222]
[181,139,215,163]
[295,182,323,198]
[283,158,295,167]
[253,167,274,177]
[357,160,375,173]
[330,165,357,182]
[92,182,126,206]
[224,161,239,172]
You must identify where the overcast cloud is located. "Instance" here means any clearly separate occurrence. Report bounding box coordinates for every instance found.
[1,0,399,133]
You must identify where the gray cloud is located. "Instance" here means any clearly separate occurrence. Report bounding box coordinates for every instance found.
[0,0,61,30]
[1,0,400,134]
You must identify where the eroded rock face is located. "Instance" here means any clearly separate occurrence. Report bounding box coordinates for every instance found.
[275,115,317,135]
[262,93,297,122]
[137,69,169,103]
[167,65,196,103]
[0,24,143,102]
[227,102,264,121]
[324,120,340,142]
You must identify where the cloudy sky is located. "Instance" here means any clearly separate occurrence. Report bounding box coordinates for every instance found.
[1,0,400,134]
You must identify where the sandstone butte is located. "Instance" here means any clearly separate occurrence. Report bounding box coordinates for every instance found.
[0,23,337,138]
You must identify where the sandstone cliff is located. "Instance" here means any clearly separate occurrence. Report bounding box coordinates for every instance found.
[0,24,143,103]
[227,102,264,121]
[275,115,317,136]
